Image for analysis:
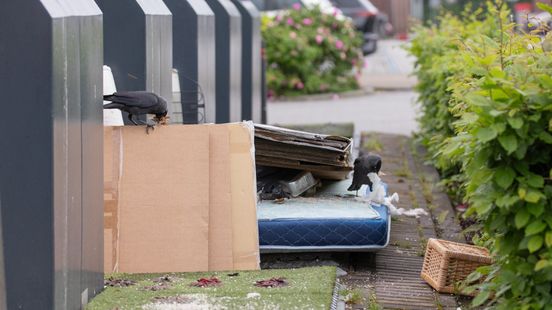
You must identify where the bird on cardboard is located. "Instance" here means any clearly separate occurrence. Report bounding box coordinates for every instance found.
[348,154,382,196]
[103,91,169,134]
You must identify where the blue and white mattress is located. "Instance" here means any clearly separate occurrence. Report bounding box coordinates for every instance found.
[257,180,391,252]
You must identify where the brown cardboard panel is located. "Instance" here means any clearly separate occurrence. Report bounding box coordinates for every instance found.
[116,126,210,273]
[254,124,351,150]
[103,127,119,273]
[103,128,113,273]
[103,124,259,273]
[207,126,234,271]
[229,124,260,270]
[104,230,113,273]
[104,128,114,189]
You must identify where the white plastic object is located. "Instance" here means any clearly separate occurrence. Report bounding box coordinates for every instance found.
[279,171,318,197]
[103,65,124,126]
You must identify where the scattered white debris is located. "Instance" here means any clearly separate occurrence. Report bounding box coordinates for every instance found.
[365,173,429,218]
[247,292,261,299]
[142,294,214,310]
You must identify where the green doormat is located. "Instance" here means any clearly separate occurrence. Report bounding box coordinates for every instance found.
[87,266,336,309]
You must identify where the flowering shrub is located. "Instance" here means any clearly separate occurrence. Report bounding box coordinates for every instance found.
[409,1,552,308]
[262,5,364,97]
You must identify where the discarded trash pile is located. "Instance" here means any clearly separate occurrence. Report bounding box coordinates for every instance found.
[254,124,353,201]
[256,167,320,201]
[254,125,429,253]
[254,125,391,253]
[254,124,353,180]
[254,125,428,219]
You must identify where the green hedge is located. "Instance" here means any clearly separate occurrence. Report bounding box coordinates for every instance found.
[261,5,364,97]
[409,1,552,308]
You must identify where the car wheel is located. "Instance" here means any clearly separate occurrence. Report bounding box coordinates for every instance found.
[362,39,377,55]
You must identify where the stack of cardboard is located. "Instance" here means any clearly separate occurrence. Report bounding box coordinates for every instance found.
[103,123,259,273]
[254,124,353,180]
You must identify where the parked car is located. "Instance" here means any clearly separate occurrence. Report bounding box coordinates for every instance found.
[252,0,378,54]
[249,0,295,11]
[252,0,345,19]
[526,11,552,36]
[301,0,344,17]
[328,0,393,54]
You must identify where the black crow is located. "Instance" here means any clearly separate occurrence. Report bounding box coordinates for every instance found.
[348,154,382,195]
[103,91,169,133]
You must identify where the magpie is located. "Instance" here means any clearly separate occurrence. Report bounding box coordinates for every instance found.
[348,154,382,196]
[103,91,168,133]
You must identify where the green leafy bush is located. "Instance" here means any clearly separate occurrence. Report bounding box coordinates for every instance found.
[261,5,364,97]
[409,1,552,308]
[408,6,502,201]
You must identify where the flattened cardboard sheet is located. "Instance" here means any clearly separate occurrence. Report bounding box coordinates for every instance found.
[104,123,259,273]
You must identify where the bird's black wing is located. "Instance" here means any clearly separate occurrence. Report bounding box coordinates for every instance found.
[375,157,382,173]
[103,91,158,109]
[348,157,370,191]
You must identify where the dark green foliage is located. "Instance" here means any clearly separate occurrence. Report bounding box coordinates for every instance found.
[409,1,552,308]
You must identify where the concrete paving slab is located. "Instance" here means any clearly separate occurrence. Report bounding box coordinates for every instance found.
[267,91,419,136]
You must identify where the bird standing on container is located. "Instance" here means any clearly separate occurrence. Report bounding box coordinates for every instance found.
[348,154,382,196]
[103,91,169,134]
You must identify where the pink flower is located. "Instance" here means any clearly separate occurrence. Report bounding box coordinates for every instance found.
[289,31,297,39]
[275,14,283,22]
[292,2,301,10]
[315,35,323,44]
[302,18,313,25]
[287,18,294,26]
[335,40,344,50]
[332,8,339,16]
[295,81,304,89]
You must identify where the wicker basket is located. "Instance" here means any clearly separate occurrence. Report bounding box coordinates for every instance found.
[421,238,492,295]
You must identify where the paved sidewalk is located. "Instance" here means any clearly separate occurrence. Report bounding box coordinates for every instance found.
[268,40,419,137]
[267,91,419,137]
[360,40,417,90]
[341,133,467,310]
